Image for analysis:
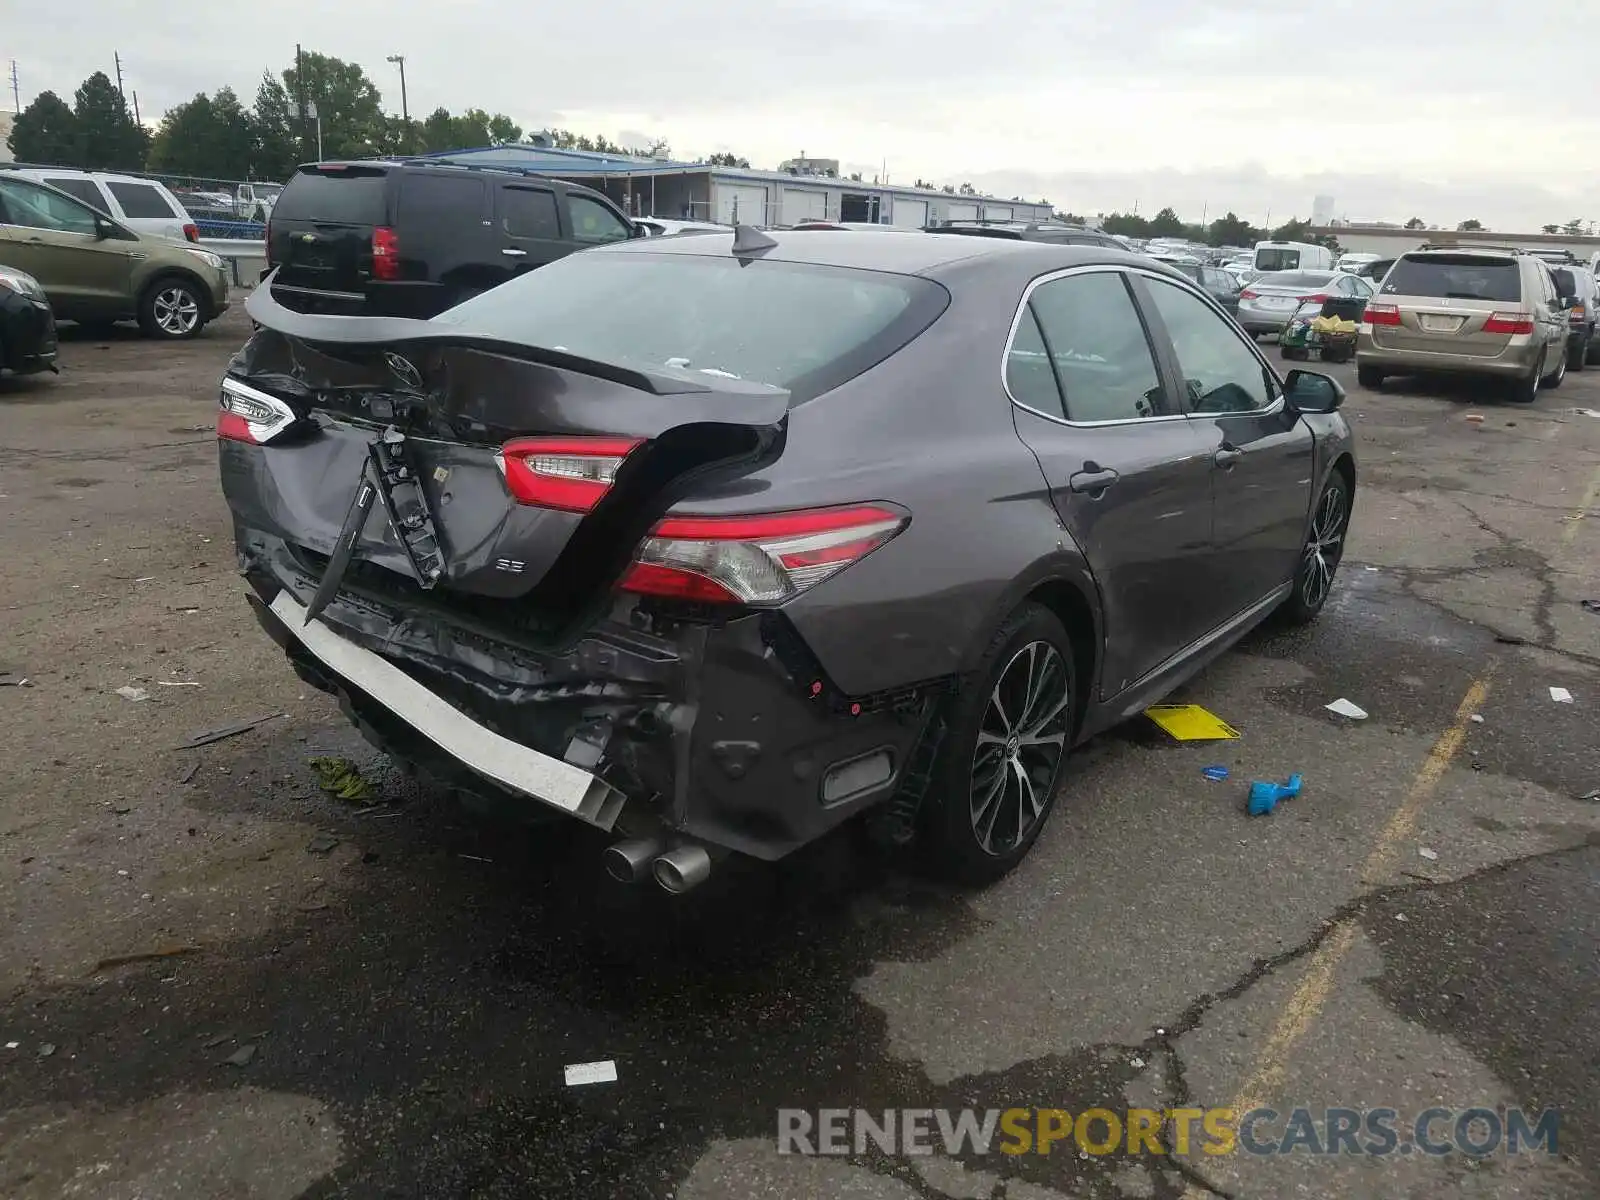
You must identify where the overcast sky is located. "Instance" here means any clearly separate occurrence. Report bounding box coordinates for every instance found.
[16,1,1600,231]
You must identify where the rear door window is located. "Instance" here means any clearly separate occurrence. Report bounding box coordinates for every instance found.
[1019,271,1168,422]
[399,173,487,227]
[105,181,181,219]
[44,177,110,213]
[500,186,560,239]
[1257,247,1300,271]
[276,168,391,225]
[1381,256,1522,302]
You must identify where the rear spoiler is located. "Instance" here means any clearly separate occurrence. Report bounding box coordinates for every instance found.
[246,272,789,403]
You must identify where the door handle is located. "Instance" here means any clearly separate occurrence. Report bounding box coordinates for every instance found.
[1068,468,1119,495]
[1214,446,1244,468]
[501,247,527,257]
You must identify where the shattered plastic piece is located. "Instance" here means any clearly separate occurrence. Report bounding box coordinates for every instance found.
[1247,774,1303,816]
[224,1044,257,1067]
[564,1060,619,1086]
[306,834,341,856]
[0,672,32,687]
[114,686,150,702]
[94,947,198,971]
[1144,704,1241,741]
[1202,765,1230,781]
[3,1042,16,1050]
[1464,413,1484,424]
[178,762,200,784]
[173,712,284,749]
[1582,600,1600,614]
[37,1042,56,1058]
[1325,698,1368,719]
[1581,789,1600,801]
[1549,687,1574,704]
[1418,847,1439,861]
[308,756,376,803]
[1470,714,1485,724]
[157,680,201,688]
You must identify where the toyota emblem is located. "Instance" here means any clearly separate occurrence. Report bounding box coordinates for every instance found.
[384,352,423,390]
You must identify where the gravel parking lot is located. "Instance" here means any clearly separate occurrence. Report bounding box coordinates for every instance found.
[2,307,1597,1199]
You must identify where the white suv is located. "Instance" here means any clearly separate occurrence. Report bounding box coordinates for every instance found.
[1,167,196,243]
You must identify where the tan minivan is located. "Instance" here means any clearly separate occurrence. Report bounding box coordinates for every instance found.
[0,174,229,340]
[1356,248,1571,403]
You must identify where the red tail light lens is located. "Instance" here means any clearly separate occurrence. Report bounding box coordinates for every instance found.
[183,222,199,244]
[1240,289,1259,300]
[372,226,400,280]
[1482,312,1534,335]
[621,504,909,606]
[1300,293,1328,304]
[1365,303,1401,327]
[217,378,297,444]
[496,436,644,513]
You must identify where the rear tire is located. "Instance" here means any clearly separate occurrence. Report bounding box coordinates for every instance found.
[1279,471,1351,625]
[920,603,1076,885]
[1569,337,1589,372]
[138,277,206,340]
[1540,344,1566,389]
[1509,351,1542,404]
[1357,364,1385,390]
[1587,332,1600,366]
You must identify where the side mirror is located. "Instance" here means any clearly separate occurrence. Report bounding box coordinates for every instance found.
[1285,369,1344,414]
[628,222,648,239]
[93,216,113,240]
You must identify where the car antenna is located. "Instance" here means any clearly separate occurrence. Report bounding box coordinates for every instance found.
[731,224,778,257]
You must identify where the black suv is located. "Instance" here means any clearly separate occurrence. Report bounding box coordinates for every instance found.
[924,220,1126,249]
[265,161,640,317]
[1548,264,1599,370]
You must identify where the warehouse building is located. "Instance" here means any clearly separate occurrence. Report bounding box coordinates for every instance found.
[422,142,1054,228]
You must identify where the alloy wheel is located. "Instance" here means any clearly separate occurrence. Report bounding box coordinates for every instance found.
[152,286,200,336]
[969,641,1070,856]
[1300,484,1346,609]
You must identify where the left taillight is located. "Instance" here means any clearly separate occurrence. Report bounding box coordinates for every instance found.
[495,436,644,513]
[621,504,909,606]
[217,377,298,444]
[183,222,199,243]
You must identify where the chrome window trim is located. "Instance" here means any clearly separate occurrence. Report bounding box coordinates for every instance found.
[1000,262,1283,427]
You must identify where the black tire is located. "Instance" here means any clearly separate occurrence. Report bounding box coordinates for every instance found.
[1508,351,1542,404]
[1569,337,1588,372]
[1540,344,1565,389]
[1356,364,1385,390]
[1278,471,1351,625]
[921,603,1076,885]
[137,276,207,340]
[1587,332,1600,366]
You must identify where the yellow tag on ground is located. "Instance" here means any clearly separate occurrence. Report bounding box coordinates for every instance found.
[1144,704,1241,741]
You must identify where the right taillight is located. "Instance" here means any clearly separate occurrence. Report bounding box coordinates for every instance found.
[217,377,298,444]
[1365,302,1401,327]
[372,226,400,280]
[1482,311,1534,335]
[621,504,909,606]
[496,436,644,512]
[182,222,199,244]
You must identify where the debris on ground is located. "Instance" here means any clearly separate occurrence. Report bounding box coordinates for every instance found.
[1465,413,1484,424]
[223,1044,258,1067]
[37,1042,56,1058]
[1247,774,1303,816]
[0,672,33,687]
[203,1033,232,1049]
[308,756,376,803]
[114,686,150,702]
[1494,633,1526,645]
[1325,698,1368,719]
[172,712,284,749]
[156,680,201,688]
[1581,600,1600,614]
[94,946,199,972]
[178,762,200,784]
[1470,714,1485,724]
[1202,765,1230,781]
[1549,687,1574,704]
[1144,704,1241,741]
[1581,789,1600,802]
[563,1060,618,1086]
[1419,847,1439,861]
[306,834,341,856]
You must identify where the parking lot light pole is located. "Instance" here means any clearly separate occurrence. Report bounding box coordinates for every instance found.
[386,55,408,123]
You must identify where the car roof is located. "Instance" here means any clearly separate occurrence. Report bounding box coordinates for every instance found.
[3,165,170,187]
[592,227,1149,282]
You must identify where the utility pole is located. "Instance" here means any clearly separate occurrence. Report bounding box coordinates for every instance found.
[131,90,141,125]
[9,60,19,113]
[385,55,408,122]
[295,43,307,158]
[113,51,124,99]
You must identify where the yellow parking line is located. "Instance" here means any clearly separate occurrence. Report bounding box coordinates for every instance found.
[1561,463,1600,546]
[1181,674,1492,1193]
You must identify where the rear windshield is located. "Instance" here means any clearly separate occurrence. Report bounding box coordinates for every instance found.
[1256,247,1303,271]
[106,181,181,219]
[435,251,949,402]
[1549,269,1575,297]
[1257,271,1334,288]
[275,167,389,225]
[1382,255,1521,302]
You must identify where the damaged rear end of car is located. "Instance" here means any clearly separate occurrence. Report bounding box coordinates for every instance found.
[220,266,932,890]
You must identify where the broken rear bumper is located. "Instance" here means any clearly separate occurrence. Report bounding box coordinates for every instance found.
[239,530,929,861]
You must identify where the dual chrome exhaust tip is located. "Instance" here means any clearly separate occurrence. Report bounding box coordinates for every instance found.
[603,838,713,894]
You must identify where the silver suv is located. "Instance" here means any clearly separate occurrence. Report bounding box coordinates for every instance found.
[1356,248,1571,402]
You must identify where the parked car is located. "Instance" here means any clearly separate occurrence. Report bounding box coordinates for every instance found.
[1150,257,1243,313]
[1253,241,1335,272]
[0,264,58,376]
[1356,249,1570,401]
[1,165,199,243]
[220,230,1355,888]
[1547,264,1599,370]
[925,221,1126,248]
[634,217,725,237]
[1236,270,1372,336]
[264,160,641,318]
[0,175,230,339]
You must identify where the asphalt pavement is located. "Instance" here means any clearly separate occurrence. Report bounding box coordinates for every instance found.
[1,314,1596,1199]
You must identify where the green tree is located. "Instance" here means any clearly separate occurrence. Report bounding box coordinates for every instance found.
[6,90,79,165]
[1206,210,1257,246]
[1404,216,1425,230]
[487,114,522,145]
[1148,206,1185,237]
[706,151,750,168]
[148,88,255,179]
[1563,218,1584,236]
[72,71,149,170]
[283,51,386,160]
[1100,211,1151,238]
[250,74,300,180]
[1456,218,1482,231]
[1541,224,1561,234]
[1056,211,1087,224]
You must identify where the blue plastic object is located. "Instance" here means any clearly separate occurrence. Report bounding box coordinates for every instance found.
[1202,765,1230,781]
[1247,773,1303,816]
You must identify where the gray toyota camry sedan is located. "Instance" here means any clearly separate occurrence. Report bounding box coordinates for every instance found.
[218,228,1355,891]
